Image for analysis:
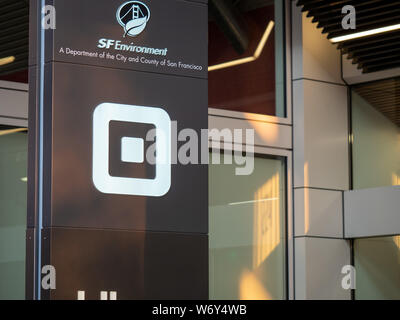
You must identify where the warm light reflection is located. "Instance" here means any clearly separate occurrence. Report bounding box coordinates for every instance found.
[304,162,310,234]
[0,128,27,136]
[239,269,272,300]
[253,173,280,269]
[392,173,400,186]
[393,236,400,250]
[208,21,275,72]
[247,115,279,144]
[0,56,15,66]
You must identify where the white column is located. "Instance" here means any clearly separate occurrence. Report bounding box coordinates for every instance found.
[291,2,351,300]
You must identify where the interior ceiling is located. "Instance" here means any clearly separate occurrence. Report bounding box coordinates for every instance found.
[296,0,400,74]
[354,77,400,127]
[0,0,29,77]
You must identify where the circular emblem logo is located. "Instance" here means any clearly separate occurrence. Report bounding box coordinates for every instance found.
[116,1,151,37]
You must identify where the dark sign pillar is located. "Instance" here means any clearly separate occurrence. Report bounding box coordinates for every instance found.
[27,0,208,300]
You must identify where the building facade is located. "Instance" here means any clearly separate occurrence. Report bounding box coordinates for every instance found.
[0,0,399,300]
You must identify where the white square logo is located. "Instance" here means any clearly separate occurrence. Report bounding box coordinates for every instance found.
[92,102,171,197]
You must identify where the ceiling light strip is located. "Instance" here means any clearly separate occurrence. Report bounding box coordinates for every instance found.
[330,24,400,43]
[0,128,27,136]
[0,56,15,66]
[208,20,275,72]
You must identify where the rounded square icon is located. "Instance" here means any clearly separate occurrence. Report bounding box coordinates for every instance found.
[93,102,171,197]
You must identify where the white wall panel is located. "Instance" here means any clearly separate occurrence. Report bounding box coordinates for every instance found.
[295,188,343,238]
[292,4,344,85]
[344,186,400,238]
[295,237,351,300]
[293,80,349,190]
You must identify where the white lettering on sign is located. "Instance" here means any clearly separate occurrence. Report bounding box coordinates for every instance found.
[77,291,117,300]
[97,38,168,56]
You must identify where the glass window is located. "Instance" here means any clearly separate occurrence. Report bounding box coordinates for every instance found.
[208,0,285,117]
[0,126,27,300]
[354,236,400,300]
[351,78,400,189]
[209,152,286,300]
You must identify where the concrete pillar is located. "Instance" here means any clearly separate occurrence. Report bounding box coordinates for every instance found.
[291,2,351,300]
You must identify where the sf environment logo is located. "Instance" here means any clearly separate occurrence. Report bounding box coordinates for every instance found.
[117,1,151,37]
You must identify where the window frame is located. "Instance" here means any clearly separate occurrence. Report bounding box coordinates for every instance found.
[208,0,292,126]
[208,141,293,300]
[208,0,294,300]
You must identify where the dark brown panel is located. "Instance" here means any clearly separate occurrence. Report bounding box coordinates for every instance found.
[41,228,208,300]
[27,0,208,300]
[25,228,36,300]
[47,0,207,79]
[43,62,208,233]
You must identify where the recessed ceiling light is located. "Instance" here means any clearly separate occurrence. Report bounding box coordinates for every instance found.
[330,24,400,43]
[0,56,16,66]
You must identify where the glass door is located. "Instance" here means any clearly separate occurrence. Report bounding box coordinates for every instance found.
[209,152,287,299]
[0,126,28,299]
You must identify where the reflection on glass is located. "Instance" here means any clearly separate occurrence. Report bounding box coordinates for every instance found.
[209,153,286,300]
[352,81,400,189]
[208,0,285,117]
[0,127,27,299]
[355,236,400,300]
